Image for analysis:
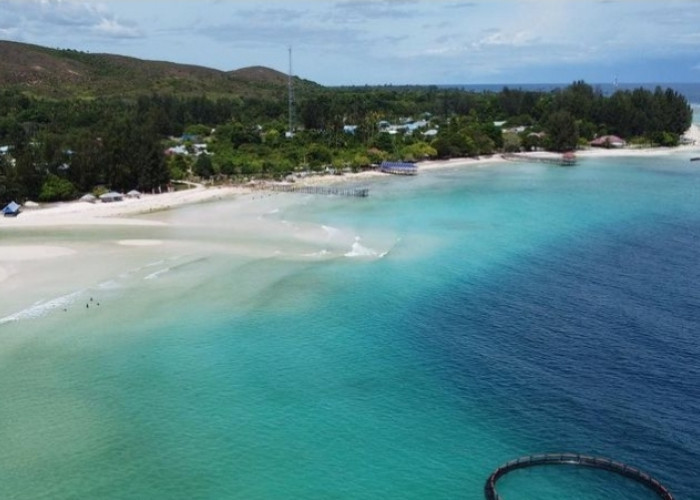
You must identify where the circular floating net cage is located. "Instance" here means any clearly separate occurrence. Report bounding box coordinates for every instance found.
[484,453,673,500]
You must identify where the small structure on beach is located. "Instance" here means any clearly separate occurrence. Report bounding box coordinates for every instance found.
[127,190,141,199]
[80,193,97,203]
[99,191,123,203]
[2,201,21,217]
[590,135,626,148]
[380,161,418,175]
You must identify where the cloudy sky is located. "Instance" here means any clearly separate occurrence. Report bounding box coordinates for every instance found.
[1,0,699,85]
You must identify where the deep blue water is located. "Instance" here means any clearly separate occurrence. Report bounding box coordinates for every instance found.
[405,212,700,492]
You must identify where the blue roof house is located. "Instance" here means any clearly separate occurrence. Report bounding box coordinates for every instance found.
[2,201,21,217]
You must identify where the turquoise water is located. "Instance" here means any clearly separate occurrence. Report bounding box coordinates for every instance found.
[2,153,699,499]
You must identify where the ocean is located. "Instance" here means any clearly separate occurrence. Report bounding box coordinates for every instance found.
[1,149,700,498]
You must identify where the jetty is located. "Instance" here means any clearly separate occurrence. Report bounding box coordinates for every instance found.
[380,161,418,175]
[484,453,674,500]
[502,152,577,166]
[267,184,369,198]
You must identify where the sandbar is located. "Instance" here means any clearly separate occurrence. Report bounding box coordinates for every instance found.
[117,239,164,246]
[0,245,76,261]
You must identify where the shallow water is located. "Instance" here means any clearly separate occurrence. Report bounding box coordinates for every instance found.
[1,153,699,498]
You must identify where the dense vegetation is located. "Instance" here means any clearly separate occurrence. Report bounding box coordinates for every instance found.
[0,76,692,205]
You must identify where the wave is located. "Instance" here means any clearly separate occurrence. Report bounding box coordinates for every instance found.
[98,280,122,290]
[303,249,332,258]
[344,237,389,259]
[143,259,166,268]
[0,290,84,325]
[144,268,170,280]
[145,257,207,279]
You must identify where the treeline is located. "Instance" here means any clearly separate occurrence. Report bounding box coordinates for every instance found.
[0,81,692,205]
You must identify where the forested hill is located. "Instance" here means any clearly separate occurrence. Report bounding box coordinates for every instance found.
[0,40,317,98]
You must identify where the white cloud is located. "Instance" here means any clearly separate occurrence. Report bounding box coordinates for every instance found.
[0,0,143,40]
[92,18,142,39]
[471,30,539,49]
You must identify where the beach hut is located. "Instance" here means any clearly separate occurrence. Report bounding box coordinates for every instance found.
[80,193,97,203]
[99,191,123,203]
[126,189,141,199]
[2,201,21,217]
[590,135,626,148]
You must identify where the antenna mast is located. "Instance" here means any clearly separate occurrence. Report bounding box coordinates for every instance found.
[287,46,295,138]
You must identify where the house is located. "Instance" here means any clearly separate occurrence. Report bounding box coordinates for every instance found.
[590,135,626,148]
[193,143,209,156]
[165,145,188,156]
[99,192,123,203]
[2,201,21,217]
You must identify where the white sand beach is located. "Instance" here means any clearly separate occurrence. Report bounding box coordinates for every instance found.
[2,184,250,228]
[2,124,699,319]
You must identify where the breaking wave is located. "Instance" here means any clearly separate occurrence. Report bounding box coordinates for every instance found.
[0,290,84,325]
[344,237,389,258]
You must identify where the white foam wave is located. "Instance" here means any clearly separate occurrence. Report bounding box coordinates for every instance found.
[98,280,122,290]
[144,268,170,280]
[303,249,331,258]
[0,290,83,325]
[344,237,387,259]
[144,259,166,268]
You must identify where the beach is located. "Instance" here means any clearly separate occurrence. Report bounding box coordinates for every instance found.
[0,124,700,313]
[2,124,699,319]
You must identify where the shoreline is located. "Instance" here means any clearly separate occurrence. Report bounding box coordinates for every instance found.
[1,129,699,318]
[2,124,699,231]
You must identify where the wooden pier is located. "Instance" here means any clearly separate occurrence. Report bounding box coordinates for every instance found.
[502,152,577,166]
[380,161,418,175]
[484,453,674,500]
[267,184,369,197]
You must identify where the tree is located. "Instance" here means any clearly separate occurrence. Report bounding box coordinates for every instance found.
[546,110,579,151]
[193,154,214,178]
[39,173,77,201]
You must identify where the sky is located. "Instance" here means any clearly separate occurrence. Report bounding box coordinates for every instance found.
[1,0,699,86]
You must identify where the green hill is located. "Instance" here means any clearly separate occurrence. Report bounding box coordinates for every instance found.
[0,40,318,99]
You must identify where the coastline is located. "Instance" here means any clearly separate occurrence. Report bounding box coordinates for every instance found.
[3,124,699,229]
[2,124,699,298]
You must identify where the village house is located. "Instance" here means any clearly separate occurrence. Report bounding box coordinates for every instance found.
[590,135,626,148]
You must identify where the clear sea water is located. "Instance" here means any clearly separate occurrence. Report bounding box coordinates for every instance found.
[2,150,700,499]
